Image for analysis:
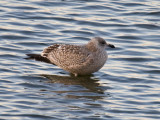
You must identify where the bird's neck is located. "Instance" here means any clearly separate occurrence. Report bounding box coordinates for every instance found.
[86,42,97,52]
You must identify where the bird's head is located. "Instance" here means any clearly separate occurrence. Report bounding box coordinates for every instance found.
[87,37,115,52]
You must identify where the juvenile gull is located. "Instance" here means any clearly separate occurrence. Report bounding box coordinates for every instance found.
[25,37,115,76]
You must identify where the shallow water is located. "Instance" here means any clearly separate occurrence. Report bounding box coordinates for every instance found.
[0,0,160,120]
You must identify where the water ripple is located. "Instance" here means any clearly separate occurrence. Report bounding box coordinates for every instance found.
[0,0,160,120]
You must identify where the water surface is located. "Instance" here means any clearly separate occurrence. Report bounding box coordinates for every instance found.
[0,0,160,120]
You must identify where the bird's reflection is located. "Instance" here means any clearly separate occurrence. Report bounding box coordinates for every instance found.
[40,74,105,100]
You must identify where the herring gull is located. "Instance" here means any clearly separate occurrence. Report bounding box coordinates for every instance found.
[25,37,115,76]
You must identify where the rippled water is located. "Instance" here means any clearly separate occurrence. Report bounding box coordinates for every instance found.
[0,0,160,120]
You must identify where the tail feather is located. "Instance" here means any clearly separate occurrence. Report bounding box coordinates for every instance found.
[25,54,54,64]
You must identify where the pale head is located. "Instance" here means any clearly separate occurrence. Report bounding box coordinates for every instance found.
[86,37,115,52]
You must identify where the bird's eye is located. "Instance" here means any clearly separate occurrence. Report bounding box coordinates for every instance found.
[100,41,106,45]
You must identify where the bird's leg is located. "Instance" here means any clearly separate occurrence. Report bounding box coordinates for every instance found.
[74,73,78,77]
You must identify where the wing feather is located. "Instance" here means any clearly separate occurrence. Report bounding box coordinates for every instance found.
[41,44,91,68]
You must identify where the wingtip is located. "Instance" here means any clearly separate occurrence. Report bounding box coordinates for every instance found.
[24,54,39,60]
[24,53,53,64]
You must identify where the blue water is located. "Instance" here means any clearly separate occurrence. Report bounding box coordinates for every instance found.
[0,0,160,120]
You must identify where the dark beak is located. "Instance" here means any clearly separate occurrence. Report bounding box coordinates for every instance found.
[107,43,115,48]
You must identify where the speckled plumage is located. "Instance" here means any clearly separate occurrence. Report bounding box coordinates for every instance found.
[25,37,115,76]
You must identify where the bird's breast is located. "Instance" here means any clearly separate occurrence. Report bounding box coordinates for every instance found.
[91,51,108,69]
